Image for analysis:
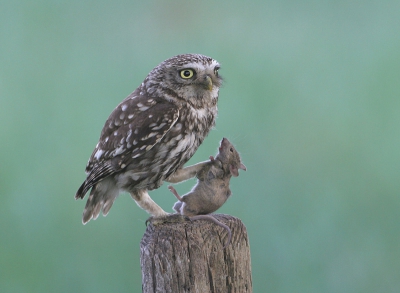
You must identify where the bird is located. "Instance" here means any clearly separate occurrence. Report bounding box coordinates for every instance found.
[75,54,222,224]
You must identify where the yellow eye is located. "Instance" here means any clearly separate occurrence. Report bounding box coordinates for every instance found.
[180,69,194,79]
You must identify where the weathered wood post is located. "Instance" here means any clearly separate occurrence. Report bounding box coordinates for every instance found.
[140,214,252,293]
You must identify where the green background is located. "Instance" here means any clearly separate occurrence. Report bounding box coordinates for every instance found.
[1,1,399,292]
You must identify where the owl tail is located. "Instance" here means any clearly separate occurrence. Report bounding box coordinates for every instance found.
[75,181,87,199]
[81,177,119,224]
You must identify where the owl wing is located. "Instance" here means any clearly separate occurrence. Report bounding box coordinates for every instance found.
[75,95,179,199]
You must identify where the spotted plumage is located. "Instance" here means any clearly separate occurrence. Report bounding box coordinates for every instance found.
[75,54,222,224]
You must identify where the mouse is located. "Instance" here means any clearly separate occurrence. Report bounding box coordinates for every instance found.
[168,137,246,248]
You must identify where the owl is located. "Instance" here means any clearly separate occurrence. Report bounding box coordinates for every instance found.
[75,54,222,224]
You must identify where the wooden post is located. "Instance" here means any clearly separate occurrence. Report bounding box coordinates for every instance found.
[140,214,252,293]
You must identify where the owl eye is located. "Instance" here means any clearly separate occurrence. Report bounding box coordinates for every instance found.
[214,66,220,76]
[180,69,194,79]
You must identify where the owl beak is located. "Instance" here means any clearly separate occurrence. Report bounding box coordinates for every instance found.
[205,75,213,91]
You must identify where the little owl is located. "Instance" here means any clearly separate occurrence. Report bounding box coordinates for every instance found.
[75,54,222,224]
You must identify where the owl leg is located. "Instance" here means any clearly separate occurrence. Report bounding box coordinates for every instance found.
[130,189,168,216]
[165,160,212,183]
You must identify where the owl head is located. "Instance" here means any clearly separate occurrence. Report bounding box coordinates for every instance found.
[144,54,223,108]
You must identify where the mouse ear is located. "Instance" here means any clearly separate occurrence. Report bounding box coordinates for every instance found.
[230,165,239,177]
[207,170,216,180]
[239,163,247,171]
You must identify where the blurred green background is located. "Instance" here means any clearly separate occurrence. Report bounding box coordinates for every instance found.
[1,1,399,292]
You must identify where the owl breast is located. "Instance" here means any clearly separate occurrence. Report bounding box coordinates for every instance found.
[115,102,217,192]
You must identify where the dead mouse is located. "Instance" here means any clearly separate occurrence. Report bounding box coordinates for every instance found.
[168,138,246,248]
